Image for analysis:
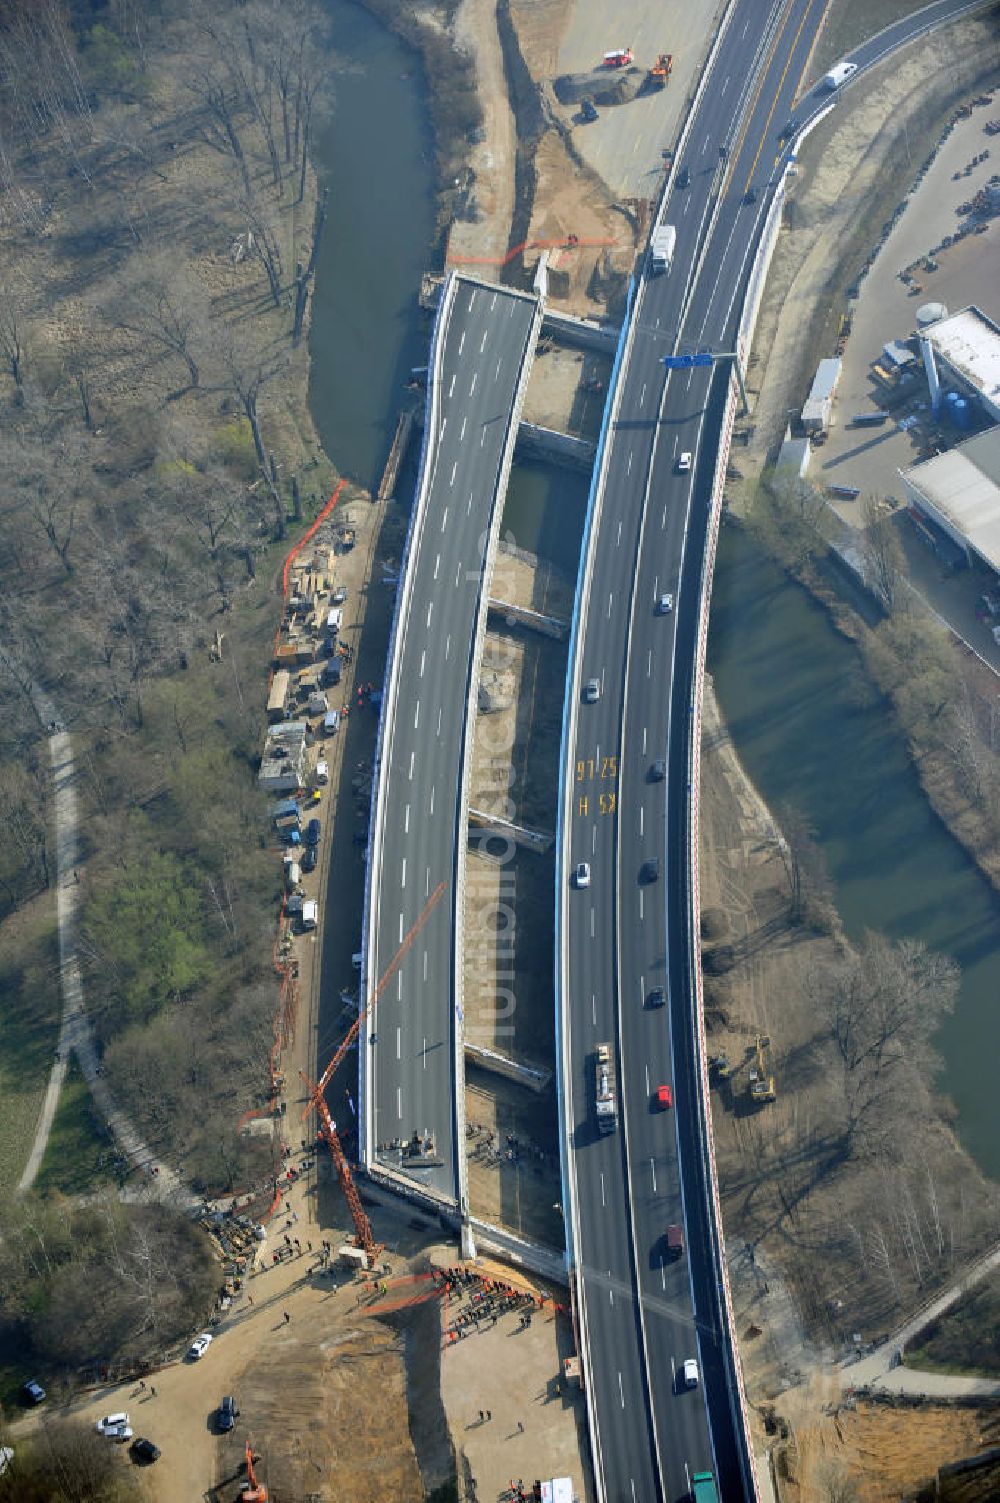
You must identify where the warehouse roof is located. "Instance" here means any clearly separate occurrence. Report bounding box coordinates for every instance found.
[901,428,1000,574]
[923,306,1000,408]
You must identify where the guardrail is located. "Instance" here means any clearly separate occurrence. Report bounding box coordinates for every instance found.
[360,272,458,1175]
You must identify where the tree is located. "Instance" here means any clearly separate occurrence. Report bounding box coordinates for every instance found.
[110,256,213,395]
[861,496,906,614]
[0,274,29,387]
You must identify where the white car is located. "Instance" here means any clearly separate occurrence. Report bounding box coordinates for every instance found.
[584,678,601,703]
[681,1358,699,1389]
[574,862,591,889]
[96,1413,133,1440]
[677,452,692,473]
[187,1332,213,1360]
[656,593,674,614]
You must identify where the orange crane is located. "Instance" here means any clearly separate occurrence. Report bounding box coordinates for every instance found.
[301,881,447,1268]
[241,1443,267,1502]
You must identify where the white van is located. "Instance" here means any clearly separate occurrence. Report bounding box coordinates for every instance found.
[302,899,318,930]
[315,758,329,785]
[325,607,343,636]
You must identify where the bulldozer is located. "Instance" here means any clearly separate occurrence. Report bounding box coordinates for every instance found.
[647,53,673,88]
[747,1035,776,1105]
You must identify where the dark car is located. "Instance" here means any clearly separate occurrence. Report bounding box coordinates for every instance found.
[305,817,321,847]
[647,986,666,1009]
[649,759,665,782]
[743,186,757,204]
[129,1438,160,1464]
[677,165,690,188]
[301,843,318,873]
[580,97,598,123]
[21,1380,46,1406]
[640,858,661,884]
[217,1395,239,1433]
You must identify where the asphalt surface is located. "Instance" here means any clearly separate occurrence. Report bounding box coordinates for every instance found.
[369,277,538,1201]
[561,0,993,1497]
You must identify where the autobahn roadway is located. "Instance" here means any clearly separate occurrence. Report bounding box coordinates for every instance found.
[562,0,830,1498]
[562,0,991,1497]
[368,276,538,1203]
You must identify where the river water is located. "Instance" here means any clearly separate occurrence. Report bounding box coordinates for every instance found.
[308,3,1000,1182]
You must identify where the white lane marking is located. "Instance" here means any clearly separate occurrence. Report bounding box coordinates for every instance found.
[650,1157,657,1193]
[460,416,467,443]
[470,371,478,395]
[633,136,640,155]
[448,373,456,398]
[590,908,595,939]
[468,292,476,310]
[626,452,633,476]
[639,889,644,921]
[445,636,451,662]
[592,994,597,1025]
[617,518,623,544]
[609,1282,614,1307]
[495,358,502,381]
[647,649,652,678]
[618,1372,625,1408]
[741,17,749,35]
[459,331,466,354]
[437,706,443,734]
[640,383,646,405]
[481,427,487,448]
[408,751,415,780]
[455,563,462,587]
[430,785,435,815]
[399,913,404,942]
[427,601,434,627]
[404,804,410,834]
[661,505,668,529]
[480,330,488,353]
[683,196,691,216]
[721,75,729,96]
[591,825,597,854]
[442,503,451,526]
[607,591,613,618]
[661,1261,666,1291]
[645,1065,650,1094]
[396,1027,401,1060]
[640,806,644,837]
[423,951,428,982]
[653,575,659,596]
[398,973,403,1000]
[491,292,497,310]
[671,1356,677,1386]
[413,701,420,729]
[419,650,426,678]
[401,858,407,888]
[467,491,474,513]
[702,132,710,154]
[397,1087,403,1119]
[425,869,431,897]
[642,726,647,755]
[600,1172,606,1208]
[433,553,440,580]
[423,1037,428,1070]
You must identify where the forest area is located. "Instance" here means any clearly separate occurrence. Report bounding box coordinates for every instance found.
[0,0,338,1396]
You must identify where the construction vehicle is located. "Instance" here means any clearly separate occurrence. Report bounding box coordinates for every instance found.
[594,1042,618,1133]
[301,881,447,1269]
[602,47,634,68]
[241,1443,267,1503]
[748,1034,776,1105]
[648,53,673,88]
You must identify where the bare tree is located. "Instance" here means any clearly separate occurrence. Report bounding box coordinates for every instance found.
[861,496,906,614]
[110,255,213,395]
[293,185,327,342]
[0,274,28,387]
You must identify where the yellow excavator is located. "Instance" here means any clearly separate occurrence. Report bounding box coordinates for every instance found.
[748,1035,776,1105]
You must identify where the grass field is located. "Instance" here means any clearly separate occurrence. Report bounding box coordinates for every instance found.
[0,901,61,1201]
[907,1278,1000,1377]
[33,1060,121,1198]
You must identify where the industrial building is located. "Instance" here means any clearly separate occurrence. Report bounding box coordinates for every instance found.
[900,426,1000,578]
[918,305,1000,426]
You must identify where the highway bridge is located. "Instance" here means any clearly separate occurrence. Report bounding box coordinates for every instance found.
[556,0,988,1498]
[362,274,541,1210]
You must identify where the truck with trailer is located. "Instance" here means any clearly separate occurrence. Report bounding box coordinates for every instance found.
[823,61,857,90]
[649,224,677,275]
[594,1043,617,1133]
[691,1473,719,1503]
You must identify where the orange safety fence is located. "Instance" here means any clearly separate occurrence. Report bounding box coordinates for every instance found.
[446,234,621,267]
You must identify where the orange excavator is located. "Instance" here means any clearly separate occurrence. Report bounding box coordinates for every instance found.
[301,881,447,1269]
[648,53,673,88]
[241,1443,267,1502]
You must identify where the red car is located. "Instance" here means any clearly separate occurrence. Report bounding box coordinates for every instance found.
[654,1084,673,1110]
